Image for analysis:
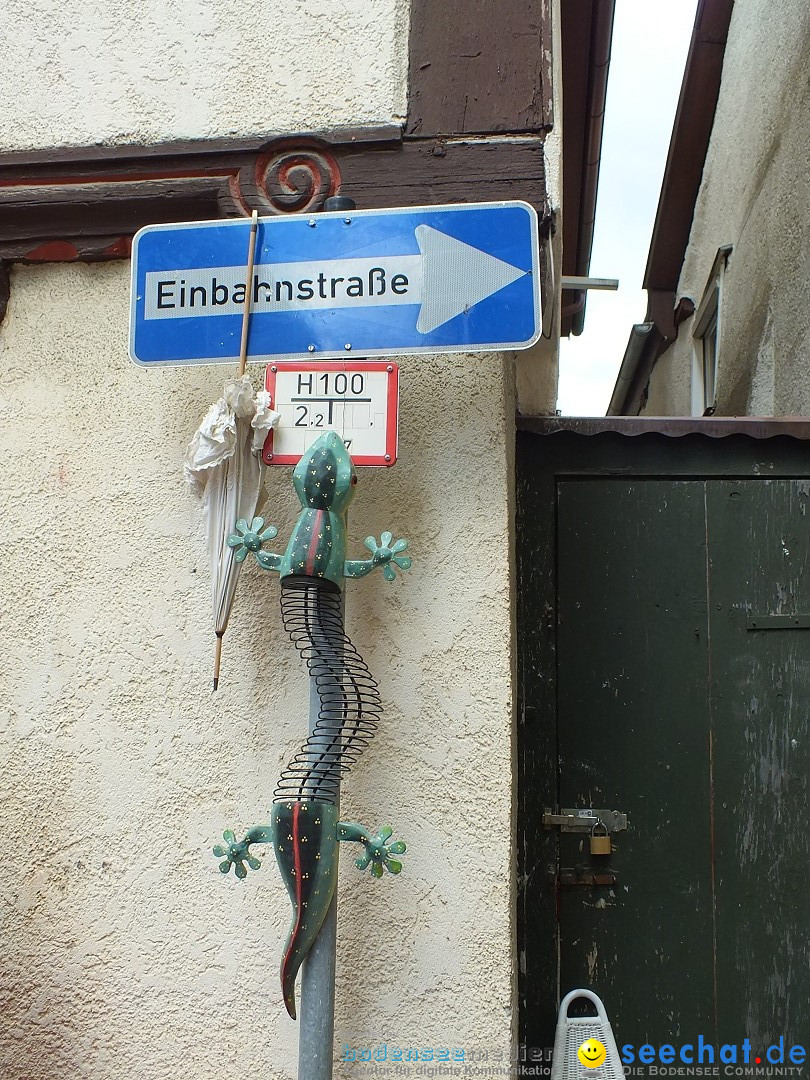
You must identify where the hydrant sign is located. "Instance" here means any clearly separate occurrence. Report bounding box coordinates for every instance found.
[263,362,399,467]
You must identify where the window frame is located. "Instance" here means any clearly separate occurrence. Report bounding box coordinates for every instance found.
[691,245,732,416]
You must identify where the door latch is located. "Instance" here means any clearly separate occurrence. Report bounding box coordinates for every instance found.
[542,807,628,834]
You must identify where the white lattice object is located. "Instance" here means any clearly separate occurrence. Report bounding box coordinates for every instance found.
[551,990,625,1080]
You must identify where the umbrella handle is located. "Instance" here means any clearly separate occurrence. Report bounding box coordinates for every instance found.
[238,210,259,376]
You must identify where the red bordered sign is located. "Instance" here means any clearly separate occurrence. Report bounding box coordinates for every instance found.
[263,361,399,467]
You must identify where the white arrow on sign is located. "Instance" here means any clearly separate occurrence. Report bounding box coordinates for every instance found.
[414,225,526,333]
[142,225,528,335]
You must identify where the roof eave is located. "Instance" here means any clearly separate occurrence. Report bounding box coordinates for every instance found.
[643,0,735,296]
[608,0,734,413]
[560,0,617,337]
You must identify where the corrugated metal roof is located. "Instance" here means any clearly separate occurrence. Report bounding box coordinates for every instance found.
[518,416,810,439]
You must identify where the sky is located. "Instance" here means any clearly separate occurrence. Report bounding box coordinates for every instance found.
[556,0,699,416]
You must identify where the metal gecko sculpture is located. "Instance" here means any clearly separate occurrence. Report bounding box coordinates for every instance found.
[212,430,411,1019]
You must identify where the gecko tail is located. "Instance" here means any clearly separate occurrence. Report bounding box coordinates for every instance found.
[279,921,310,1021]
[278,881,335,1020]
[282,963,298,1020]
[273,799,339,1021]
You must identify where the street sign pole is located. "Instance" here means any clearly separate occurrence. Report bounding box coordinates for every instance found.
[297,610,341,1080]
[296,193,356,1080]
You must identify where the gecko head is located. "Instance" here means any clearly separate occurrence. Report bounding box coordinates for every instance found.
[292,430,357,512]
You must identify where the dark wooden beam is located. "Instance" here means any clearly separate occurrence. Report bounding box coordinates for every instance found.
[407,0,552,136]
[0,130,548,264]
[341,138,547,209]
[0,125,401,169]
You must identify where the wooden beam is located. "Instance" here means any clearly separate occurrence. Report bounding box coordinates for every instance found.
[407,0,552,136]
[0,132,548,263]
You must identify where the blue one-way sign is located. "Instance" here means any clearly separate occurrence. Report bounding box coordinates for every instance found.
[129,201,541,365]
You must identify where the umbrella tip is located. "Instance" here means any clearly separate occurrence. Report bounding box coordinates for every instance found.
[213,632,224,692]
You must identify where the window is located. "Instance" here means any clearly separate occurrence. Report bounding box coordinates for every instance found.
[691,246,731,416]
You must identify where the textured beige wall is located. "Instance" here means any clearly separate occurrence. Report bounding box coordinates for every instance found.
[643,340,691,416]
[643,0,810,417]
[0,0,409,151]
[0,261,516,1078]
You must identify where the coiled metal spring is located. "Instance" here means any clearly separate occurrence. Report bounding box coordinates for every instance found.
[275,575,382,804]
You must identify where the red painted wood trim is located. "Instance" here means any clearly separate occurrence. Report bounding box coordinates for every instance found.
[24,241,80,262]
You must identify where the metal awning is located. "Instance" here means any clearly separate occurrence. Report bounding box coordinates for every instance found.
[518,415,810,439]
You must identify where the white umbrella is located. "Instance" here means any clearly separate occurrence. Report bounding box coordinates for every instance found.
[184,377,279,688]
[182,210,280,689]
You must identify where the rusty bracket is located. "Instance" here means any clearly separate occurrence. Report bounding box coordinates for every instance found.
[557,867,619,887]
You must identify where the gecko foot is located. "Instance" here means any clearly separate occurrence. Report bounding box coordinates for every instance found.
[213,829,263,879]
[227,517,279,563]
[338,822,407,877]
[364,534,412,581]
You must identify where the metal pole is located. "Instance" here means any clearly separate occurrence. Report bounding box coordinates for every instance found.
[298,192,356,1080]
[298,663,340,1080]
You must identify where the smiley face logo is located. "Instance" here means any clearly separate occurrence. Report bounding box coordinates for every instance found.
[578,1039,607,1068]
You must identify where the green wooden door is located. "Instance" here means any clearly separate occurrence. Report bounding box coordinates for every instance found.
[517,431,810,1055]
[708,479,810,1045]
[556,478,715,1041]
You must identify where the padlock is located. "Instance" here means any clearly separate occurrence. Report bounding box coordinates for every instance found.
[589,820,611,856]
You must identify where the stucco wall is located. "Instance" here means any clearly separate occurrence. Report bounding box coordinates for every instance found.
[0,260,516,1079]
[643,335,692,416]
[0,0,410,151]
[643,0,810,417]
